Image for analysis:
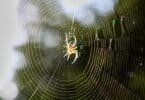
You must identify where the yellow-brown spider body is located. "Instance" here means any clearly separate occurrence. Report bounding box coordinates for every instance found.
[64,34,78,64]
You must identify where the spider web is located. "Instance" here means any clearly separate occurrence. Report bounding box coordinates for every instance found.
[15,0,145,100]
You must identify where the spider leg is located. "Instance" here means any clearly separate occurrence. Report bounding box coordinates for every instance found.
[74,47,77,49]
[63,52,68,57]
[67,54,70,61]
[65,34,69,44]
[67,55,70,61]
[72,51,78,64]
[72,35,77,47]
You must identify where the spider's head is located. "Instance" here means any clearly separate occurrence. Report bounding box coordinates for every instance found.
[68,41,74,47]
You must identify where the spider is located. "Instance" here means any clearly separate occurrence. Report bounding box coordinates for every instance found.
[63,34,79,64]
